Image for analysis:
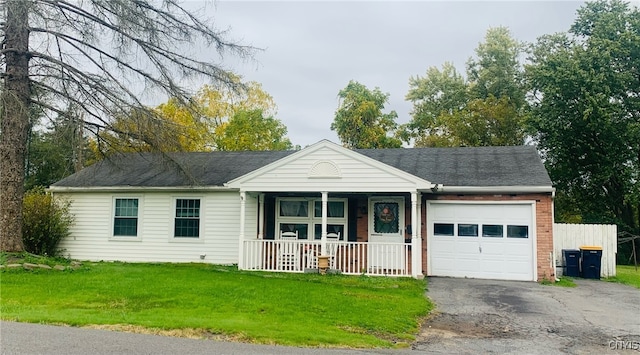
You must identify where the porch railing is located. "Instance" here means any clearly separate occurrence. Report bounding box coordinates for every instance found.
[241,239,411,276]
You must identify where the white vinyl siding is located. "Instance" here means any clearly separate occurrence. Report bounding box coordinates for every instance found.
[56,191,257,264]
[235,145,424,193]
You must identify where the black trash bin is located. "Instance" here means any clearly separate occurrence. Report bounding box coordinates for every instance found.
[580,246,603,279]
[562,249,581,277]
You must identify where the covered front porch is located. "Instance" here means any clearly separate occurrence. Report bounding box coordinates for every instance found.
[237,191,425,277]
[226,141,434,278]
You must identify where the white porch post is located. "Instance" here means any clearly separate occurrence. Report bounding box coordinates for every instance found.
[238,191,246,270]
[416,193,423,278]
[411,192,419,278]
[321,191,328,255]
[258,193,265,239]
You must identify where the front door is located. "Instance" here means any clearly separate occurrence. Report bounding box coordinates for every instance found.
[368,198,405,270]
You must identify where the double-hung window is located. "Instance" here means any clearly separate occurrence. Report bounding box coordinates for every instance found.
[113,198,139,237]
[174,199,200,238]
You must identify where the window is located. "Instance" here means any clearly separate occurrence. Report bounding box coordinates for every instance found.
[373,202,399,233]
[507,225,529,238]
[482,224,503,238]
[314,201,344,218]
[276,198,347,240]
[279,223,308,239]
[280,200,308,217]
[114,198,138,236]
[314,224,344,240]
[458,224,478,237]
[434,223,454,236]
[175,199,200,238]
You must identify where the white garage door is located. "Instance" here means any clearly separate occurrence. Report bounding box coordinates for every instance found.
[428,202,535,281]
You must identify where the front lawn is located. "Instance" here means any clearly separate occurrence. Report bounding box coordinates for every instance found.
[0,258,431,348]
[606,265,640,289]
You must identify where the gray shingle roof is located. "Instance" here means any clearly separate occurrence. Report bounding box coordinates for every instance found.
[356,145,552,186]
[52,145,551,188]
[53,151,294,187]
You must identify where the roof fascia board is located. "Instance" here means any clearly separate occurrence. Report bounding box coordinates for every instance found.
[430,185,555,194]
[48,186,237,193]
[240,186,424,193]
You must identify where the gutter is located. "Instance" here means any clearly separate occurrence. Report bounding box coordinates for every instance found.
[47,186,238,193]
[430,185,555,195]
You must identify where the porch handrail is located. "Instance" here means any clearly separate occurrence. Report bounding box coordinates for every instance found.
[241,239,411,277]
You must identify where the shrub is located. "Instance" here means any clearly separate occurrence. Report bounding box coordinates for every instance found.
[22,187,73,256]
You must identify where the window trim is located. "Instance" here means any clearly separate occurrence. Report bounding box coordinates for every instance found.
[170,196,205,242]
[433,223,455,236]
[507,225,529,239]
[110,196,142,241]
[482,224,504,238]
[457,223,479,237]
[275,197,347,240]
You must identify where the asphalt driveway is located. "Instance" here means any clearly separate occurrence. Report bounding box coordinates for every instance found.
[414,277,640,354]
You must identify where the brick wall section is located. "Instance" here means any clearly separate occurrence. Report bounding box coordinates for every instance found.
[423,193,555,281]
[355,197,369,242]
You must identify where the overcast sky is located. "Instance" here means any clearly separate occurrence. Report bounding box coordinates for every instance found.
[188,1,587,147]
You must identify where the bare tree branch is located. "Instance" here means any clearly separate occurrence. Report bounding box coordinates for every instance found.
[2,0,256,249]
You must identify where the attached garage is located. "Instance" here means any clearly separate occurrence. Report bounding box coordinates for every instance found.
[427,201,536,281]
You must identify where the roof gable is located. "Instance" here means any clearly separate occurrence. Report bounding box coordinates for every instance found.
[226,140,431,192]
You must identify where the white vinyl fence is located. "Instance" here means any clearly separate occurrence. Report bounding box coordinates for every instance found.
[554,223,617,277]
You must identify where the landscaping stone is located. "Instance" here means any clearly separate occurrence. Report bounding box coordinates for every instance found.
[38,264,52,270]
[23,263,38,270]
[7,264,22,268]
[54,265,66,271]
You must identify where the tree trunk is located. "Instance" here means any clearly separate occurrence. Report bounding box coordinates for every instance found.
[1,1,31,252]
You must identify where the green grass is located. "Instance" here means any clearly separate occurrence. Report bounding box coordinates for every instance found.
[0,257,431,348]
[541,277,577,287]
[606,265,640,289]
[0,252,73,267]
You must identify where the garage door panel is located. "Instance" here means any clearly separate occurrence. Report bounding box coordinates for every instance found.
[479,259,506,273]
[455,241,480,254]
[429,202,534,281]
[502,242,531,257]
[430,257,456,275]
[432,204,458,220]
[480,241,505,255]
[454,262,483,278]
[430,240,455,253]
